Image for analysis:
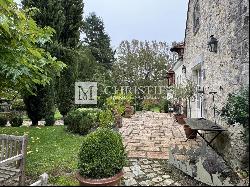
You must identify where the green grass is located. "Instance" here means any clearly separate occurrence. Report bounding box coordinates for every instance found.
[150,106,161,112]
[0,126,84,186]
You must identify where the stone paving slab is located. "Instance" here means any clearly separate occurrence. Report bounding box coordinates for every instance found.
[121,158,205,186]
[119,111,202,160]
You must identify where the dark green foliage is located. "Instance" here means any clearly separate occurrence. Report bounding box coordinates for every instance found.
[9,113,23,127]
[22,0,85,118]
[222,86,249,126]
[22,0,84,47]
[64,108,99,135]
[22,0,65,42]
[43,80,56,125]
[78,128,127,179]
[23,82,56,126]
[83,13,115,68]
[23,85,46,126]
[61,0,84,47]
[53,45,97,116]
[92,65,114,108]
[45,113,55,126]
[161,99,171,113]
[0,114,8,127]
[12,99,26,112]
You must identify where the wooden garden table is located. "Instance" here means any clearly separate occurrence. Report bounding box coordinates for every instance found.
[184,118,227,149]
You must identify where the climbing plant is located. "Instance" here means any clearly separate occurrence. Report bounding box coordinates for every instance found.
[222,86,249,127]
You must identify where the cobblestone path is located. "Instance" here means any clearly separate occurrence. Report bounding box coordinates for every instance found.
[119,111,202,160]
[119,111,204,186]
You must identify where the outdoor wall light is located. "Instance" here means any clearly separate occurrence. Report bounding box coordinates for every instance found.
[197,86,205,94]
[208,35,218,53]
[182,65,186,74]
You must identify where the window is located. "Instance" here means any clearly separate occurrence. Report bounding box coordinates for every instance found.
[193,0,200,34]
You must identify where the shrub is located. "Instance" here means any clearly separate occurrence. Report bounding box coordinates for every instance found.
[98,109,114,128]
[64,108,99,135]
[160,99,171,113]
[9,114,23,127]
[12,99,26,112]
[45,113,55,126]
[222,87,249,126]
[0,114,8,127]
[142,99,160,111]
[105,93,133,116]
[78,128,127,179]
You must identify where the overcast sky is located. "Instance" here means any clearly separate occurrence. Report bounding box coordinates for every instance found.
[15,0,188,48]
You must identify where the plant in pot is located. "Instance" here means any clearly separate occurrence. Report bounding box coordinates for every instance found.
[76,128,127,186]
[172,85,186,124]
[182,80,197,138]
[124,101,133,118]
[113,109,122,128]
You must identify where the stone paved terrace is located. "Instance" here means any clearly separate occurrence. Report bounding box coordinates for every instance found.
[120,158,206,186]
[119,111,202,160]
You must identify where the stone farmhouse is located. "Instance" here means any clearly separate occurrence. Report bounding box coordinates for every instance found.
[170,0,249,173]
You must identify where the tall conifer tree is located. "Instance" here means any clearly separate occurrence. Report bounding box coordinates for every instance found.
[21,0,85,122]
[83,13,115,68]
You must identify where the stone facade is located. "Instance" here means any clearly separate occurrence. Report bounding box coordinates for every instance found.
[183,0,249,172]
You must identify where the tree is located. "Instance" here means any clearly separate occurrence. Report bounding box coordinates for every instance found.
[22,0,65,42]
[22,0,84,47]
[54,45,97,116]
[0,0,65,97]
[61,0,84,47]
[21,0,85,119]
[83,13,115,68]
[112,40,173,108]
[23,86,46,126]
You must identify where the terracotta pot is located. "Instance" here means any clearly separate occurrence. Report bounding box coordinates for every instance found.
[115,115,122,128]
[183,125,197,139]
[174,114,186,124]
[124,105,133,118]
[76,171,123,186]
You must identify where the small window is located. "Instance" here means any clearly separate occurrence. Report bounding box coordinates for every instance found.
[193,0,200,34]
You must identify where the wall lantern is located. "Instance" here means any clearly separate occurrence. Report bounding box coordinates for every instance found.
[166,70,175,86]
[208,35,218,53]
[182,65,186,74]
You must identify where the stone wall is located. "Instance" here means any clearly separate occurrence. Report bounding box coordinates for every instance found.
[183,0,249,172]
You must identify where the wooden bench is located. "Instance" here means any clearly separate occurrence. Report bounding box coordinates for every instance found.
[0,134,28,186]
[30,173,48,186]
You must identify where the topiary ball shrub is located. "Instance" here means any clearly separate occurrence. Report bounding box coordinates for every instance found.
[0,114,8,127]
[78,128,127,179]
[64,108,99,135]
[9,114,23,127]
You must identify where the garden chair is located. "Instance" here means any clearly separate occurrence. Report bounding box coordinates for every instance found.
[0,134,28,186]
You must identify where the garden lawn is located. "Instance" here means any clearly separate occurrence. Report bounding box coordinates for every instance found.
[0,126,84,186]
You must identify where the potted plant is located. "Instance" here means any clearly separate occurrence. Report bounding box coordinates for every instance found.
[172,85,186,124]
[76,128,127,186]
[113,109,122,128]
[124,101,133,118]
[181,80,197,138]
[183,125,197,139]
